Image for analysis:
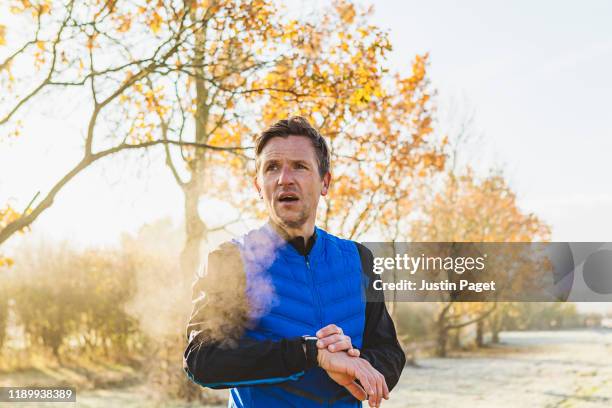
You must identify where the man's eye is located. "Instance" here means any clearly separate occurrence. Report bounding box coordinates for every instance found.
[266,164,278,171]
[295,163,307,169]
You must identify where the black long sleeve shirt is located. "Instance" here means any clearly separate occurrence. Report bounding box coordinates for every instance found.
[183,228,405,391]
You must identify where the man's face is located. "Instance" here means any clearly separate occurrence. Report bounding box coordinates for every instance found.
[255,135,330,230]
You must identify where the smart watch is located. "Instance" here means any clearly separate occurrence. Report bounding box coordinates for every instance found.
[301,335,319,369]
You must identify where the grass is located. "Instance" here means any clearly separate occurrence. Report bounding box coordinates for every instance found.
[0,350,143,390]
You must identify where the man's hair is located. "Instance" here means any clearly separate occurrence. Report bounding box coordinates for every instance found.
[255,116,330,178]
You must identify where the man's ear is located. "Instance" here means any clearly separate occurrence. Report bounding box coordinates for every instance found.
[254,176,262,198]
[321,172,331,196]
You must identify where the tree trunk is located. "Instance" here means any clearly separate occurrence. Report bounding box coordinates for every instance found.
[180,181,207,279]
[436,326,448,357]
[475,319,484,347]
[436,304,451,357]
[492,329,500,344]
[0,291,7,352]
[179,9,210,282]
[490,308,502,344]
[451,327,461,349]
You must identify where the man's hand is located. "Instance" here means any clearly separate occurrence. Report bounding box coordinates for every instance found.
[326,370,368,402]
[316,324,360,357]
[317,348,390,407]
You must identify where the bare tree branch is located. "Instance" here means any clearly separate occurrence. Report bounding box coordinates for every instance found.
[0,1,74,125]
[0,137,250,246]
[144,76,187,187]
[445,304,497,331]
[0,11,43,71]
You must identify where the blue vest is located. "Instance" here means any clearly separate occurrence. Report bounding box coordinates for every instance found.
[229,223,366,407]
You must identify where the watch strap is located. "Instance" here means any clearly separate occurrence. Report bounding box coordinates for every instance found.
[301,335,318,369]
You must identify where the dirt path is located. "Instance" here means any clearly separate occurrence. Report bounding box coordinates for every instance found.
[387,329,612,408]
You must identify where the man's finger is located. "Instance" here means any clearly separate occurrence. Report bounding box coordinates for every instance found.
[382,374,390,400]
[357,364,380,408]
[316,334,343,348]
[364,370,378,406]
[316,334,354,353]
[368,382,378,407]
[348,348,360,357]
[375,373,384,407]
[327,337,352,352]
[354,369,374,402]
[366,371,379,408]
[316,324,342,338]
[344,381,367,401]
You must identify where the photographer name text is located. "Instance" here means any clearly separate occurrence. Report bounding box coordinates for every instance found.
[372,279,496,292]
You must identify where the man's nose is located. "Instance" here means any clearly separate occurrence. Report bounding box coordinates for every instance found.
[277,165,295,185]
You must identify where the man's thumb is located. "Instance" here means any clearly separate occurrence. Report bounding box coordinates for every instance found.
[344,382,367,401]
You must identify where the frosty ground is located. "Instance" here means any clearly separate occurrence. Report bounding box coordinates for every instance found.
[7,329,611,407]
[387,329,612,408]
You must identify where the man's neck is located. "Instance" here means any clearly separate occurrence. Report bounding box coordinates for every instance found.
[268,218,315,242]
[268,218,317,256]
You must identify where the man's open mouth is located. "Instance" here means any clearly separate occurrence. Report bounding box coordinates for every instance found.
[277,193,299,202]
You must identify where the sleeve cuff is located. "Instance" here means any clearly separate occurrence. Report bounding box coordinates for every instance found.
[282,337,308,373]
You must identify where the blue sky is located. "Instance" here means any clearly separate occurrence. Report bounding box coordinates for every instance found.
[367,0,612,241]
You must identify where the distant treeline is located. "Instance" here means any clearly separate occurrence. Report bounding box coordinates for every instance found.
[1,244,143,360]
[0,230,591,363]
[393,301,584,358]
[0,220,215,402]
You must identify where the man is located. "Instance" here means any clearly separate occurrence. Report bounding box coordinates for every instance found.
[183,116,405,407]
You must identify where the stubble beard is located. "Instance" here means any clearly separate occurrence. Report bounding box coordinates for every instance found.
[273,203,310,230]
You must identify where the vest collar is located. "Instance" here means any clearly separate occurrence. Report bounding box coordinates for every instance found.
[263,220,323,260]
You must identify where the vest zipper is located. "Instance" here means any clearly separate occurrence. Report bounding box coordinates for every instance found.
[306,251,333,406]
[305,255,324,330]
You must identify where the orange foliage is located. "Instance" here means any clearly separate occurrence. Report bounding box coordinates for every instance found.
[0,0,447,258]
[0,24,6,46]
[412,169,551,242]
[0,205,23,267]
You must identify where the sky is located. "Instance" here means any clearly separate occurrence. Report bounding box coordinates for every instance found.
[1,0,612,249]
[366,0,612,243]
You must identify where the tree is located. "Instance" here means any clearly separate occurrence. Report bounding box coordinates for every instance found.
[149,0,446,279]
[503,303,580,331]
[0,283,7,352]
[411,168,551,356]
[1,0,446,285]
[1,205,23,266]
[0,0,248,254]
[10,242,139,360]
[0,2,444,401]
